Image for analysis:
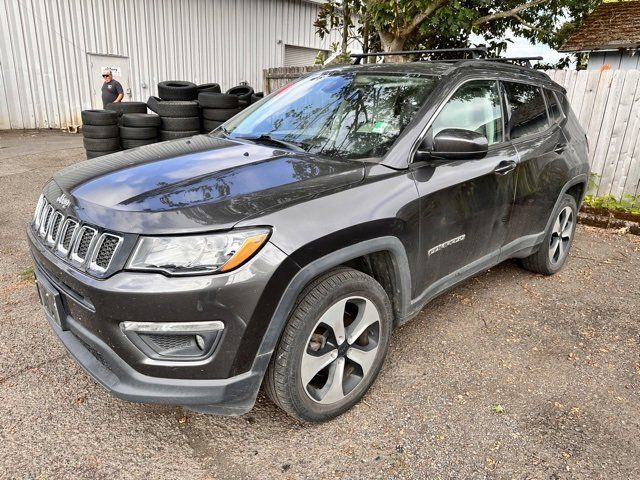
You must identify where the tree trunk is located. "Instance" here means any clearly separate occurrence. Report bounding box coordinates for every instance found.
[380,32,407,63]
[341,0,350,56]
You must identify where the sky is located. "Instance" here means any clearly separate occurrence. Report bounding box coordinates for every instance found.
[470,33,566,66]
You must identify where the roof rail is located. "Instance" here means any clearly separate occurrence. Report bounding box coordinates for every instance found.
[482,56,543,68]
[350,47,488,64]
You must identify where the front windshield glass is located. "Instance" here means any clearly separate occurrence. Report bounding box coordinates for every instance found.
[224,71,438,159]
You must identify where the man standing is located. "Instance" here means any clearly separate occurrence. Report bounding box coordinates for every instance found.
[101,69,124,108]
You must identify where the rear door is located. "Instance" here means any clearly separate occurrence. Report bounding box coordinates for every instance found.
[501,82,569,255]
[412,79,518,295]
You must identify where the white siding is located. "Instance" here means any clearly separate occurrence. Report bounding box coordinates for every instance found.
[0,0,338,130]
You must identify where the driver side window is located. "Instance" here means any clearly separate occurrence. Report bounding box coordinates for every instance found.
[432,80,504,145]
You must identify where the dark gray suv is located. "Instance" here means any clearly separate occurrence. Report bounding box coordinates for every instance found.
[28,55,589,421]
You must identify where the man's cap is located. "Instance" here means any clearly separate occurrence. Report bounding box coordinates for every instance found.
[102,69,112,75]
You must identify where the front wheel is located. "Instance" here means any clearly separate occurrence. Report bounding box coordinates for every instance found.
[520,193,578,275]
[264,268,393,422]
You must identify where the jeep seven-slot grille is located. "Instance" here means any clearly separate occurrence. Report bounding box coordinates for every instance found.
[32,195,122,274]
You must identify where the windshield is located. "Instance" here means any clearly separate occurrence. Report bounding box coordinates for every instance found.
[223,71,438,160]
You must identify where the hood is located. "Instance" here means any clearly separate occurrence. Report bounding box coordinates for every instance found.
[45,135,364,234]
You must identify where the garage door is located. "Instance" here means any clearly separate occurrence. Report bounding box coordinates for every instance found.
[284,45,323,67]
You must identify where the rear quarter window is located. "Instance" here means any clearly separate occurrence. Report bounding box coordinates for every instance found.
[545,89,565,123]
[504,82,549,140]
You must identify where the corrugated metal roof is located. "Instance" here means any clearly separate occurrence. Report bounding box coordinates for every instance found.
[560,1,640,52]
[0,0,340,130]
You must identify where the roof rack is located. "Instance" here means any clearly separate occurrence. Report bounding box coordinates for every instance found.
[350,47,488,64]
[350,49,543,68]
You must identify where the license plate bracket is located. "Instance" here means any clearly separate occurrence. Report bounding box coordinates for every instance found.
[35,274,66,330]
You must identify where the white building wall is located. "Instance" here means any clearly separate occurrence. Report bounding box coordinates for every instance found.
[0,0,338,130]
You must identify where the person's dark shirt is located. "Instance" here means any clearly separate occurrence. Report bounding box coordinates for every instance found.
[102,79,124,108]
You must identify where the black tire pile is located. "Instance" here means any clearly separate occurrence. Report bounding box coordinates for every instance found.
[150,81,201,141]
[80,81,264,158]
[81,109,121,159]
[199,93,241,133]
[120,113,161,149]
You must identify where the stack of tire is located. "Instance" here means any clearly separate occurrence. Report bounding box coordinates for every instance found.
[226,85,254,109]
[105,101,148,124]
[119,113,161,150]
[198,93,241,133]
[251,92,264,104]
[151,81,201,141]
[81,109,121,159]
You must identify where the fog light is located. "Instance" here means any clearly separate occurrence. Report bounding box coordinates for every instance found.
[120,321,223,361]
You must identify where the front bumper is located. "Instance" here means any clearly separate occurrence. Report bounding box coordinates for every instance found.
[28,225,297,413]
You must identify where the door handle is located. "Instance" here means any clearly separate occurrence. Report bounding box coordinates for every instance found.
[494,160,517,175]
[554,143,567,154]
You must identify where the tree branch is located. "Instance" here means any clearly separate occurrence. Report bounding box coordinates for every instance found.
[473,0,547,26]
[401,0,451,36]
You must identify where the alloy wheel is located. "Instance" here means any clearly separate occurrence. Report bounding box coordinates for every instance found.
[549,206,574,265]
[301,296,381,404]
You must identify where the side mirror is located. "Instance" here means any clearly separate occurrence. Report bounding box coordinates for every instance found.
[415,128,488,161]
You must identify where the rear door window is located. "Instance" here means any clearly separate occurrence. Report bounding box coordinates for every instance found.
[504,82,550,140]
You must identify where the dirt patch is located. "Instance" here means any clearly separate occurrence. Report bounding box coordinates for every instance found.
[1,130,639,479]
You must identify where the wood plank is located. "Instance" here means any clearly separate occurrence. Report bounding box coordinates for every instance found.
[597,71,638,196]
[591,71,625,194]
[610,71,640,198]
[585,70,614,167]
[577,70,601,131]
[569,70,589,124]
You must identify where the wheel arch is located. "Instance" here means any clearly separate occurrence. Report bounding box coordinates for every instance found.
[255,237,412,363]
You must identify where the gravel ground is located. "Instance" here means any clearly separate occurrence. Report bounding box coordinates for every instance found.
[1,130,639,480]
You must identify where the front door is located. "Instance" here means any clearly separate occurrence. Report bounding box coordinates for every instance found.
[412,79,517,298]
[87,54,131,108]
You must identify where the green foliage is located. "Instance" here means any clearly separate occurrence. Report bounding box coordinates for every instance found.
[492,404,506,414]
[316,0,603,61]
[583,194,640,215]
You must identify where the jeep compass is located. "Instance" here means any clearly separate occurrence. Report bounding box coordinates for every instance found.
[28,55,589,421]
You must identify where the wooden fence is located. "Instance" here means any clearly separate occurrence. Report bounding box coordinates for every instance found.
[263,67,640,198]
[547,69,640,198]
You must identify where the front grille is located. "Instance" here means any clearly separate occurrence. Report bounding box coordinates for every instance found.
[31,196,122,274]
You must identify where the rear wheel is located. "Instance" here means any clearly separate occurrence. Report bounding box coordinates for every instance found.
[264,268,392,422]
[520,194,577,275]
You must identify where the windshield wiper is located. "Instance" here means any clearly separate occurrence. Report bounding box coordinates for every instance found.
[233,134,306,153]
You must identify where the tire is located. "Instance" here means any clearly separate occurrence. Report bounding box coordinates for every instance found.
[105,102,148,115]
[159,129,200,141]
[202,119,223,132]
[82,124,119,139]
[155,100,199,118]
[264,267,393,422]
[119,126,158,140]
[86,150,110,159]
[520,193,578,275]
[83,137,121,152]
[158,80,197,101]
[196,83,221,94]
[121,138,157,149]
[251,93,264,104]
[147,96,161,113]
[160,116,200,131]
[122,113,161,128]
[198,92,239,109]
[201,107,240,121]
[226,85,254,107]
[81,109,118,126]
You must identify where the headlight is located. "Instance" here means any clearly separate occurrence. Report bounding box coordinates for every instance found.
[127,228,270,275]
